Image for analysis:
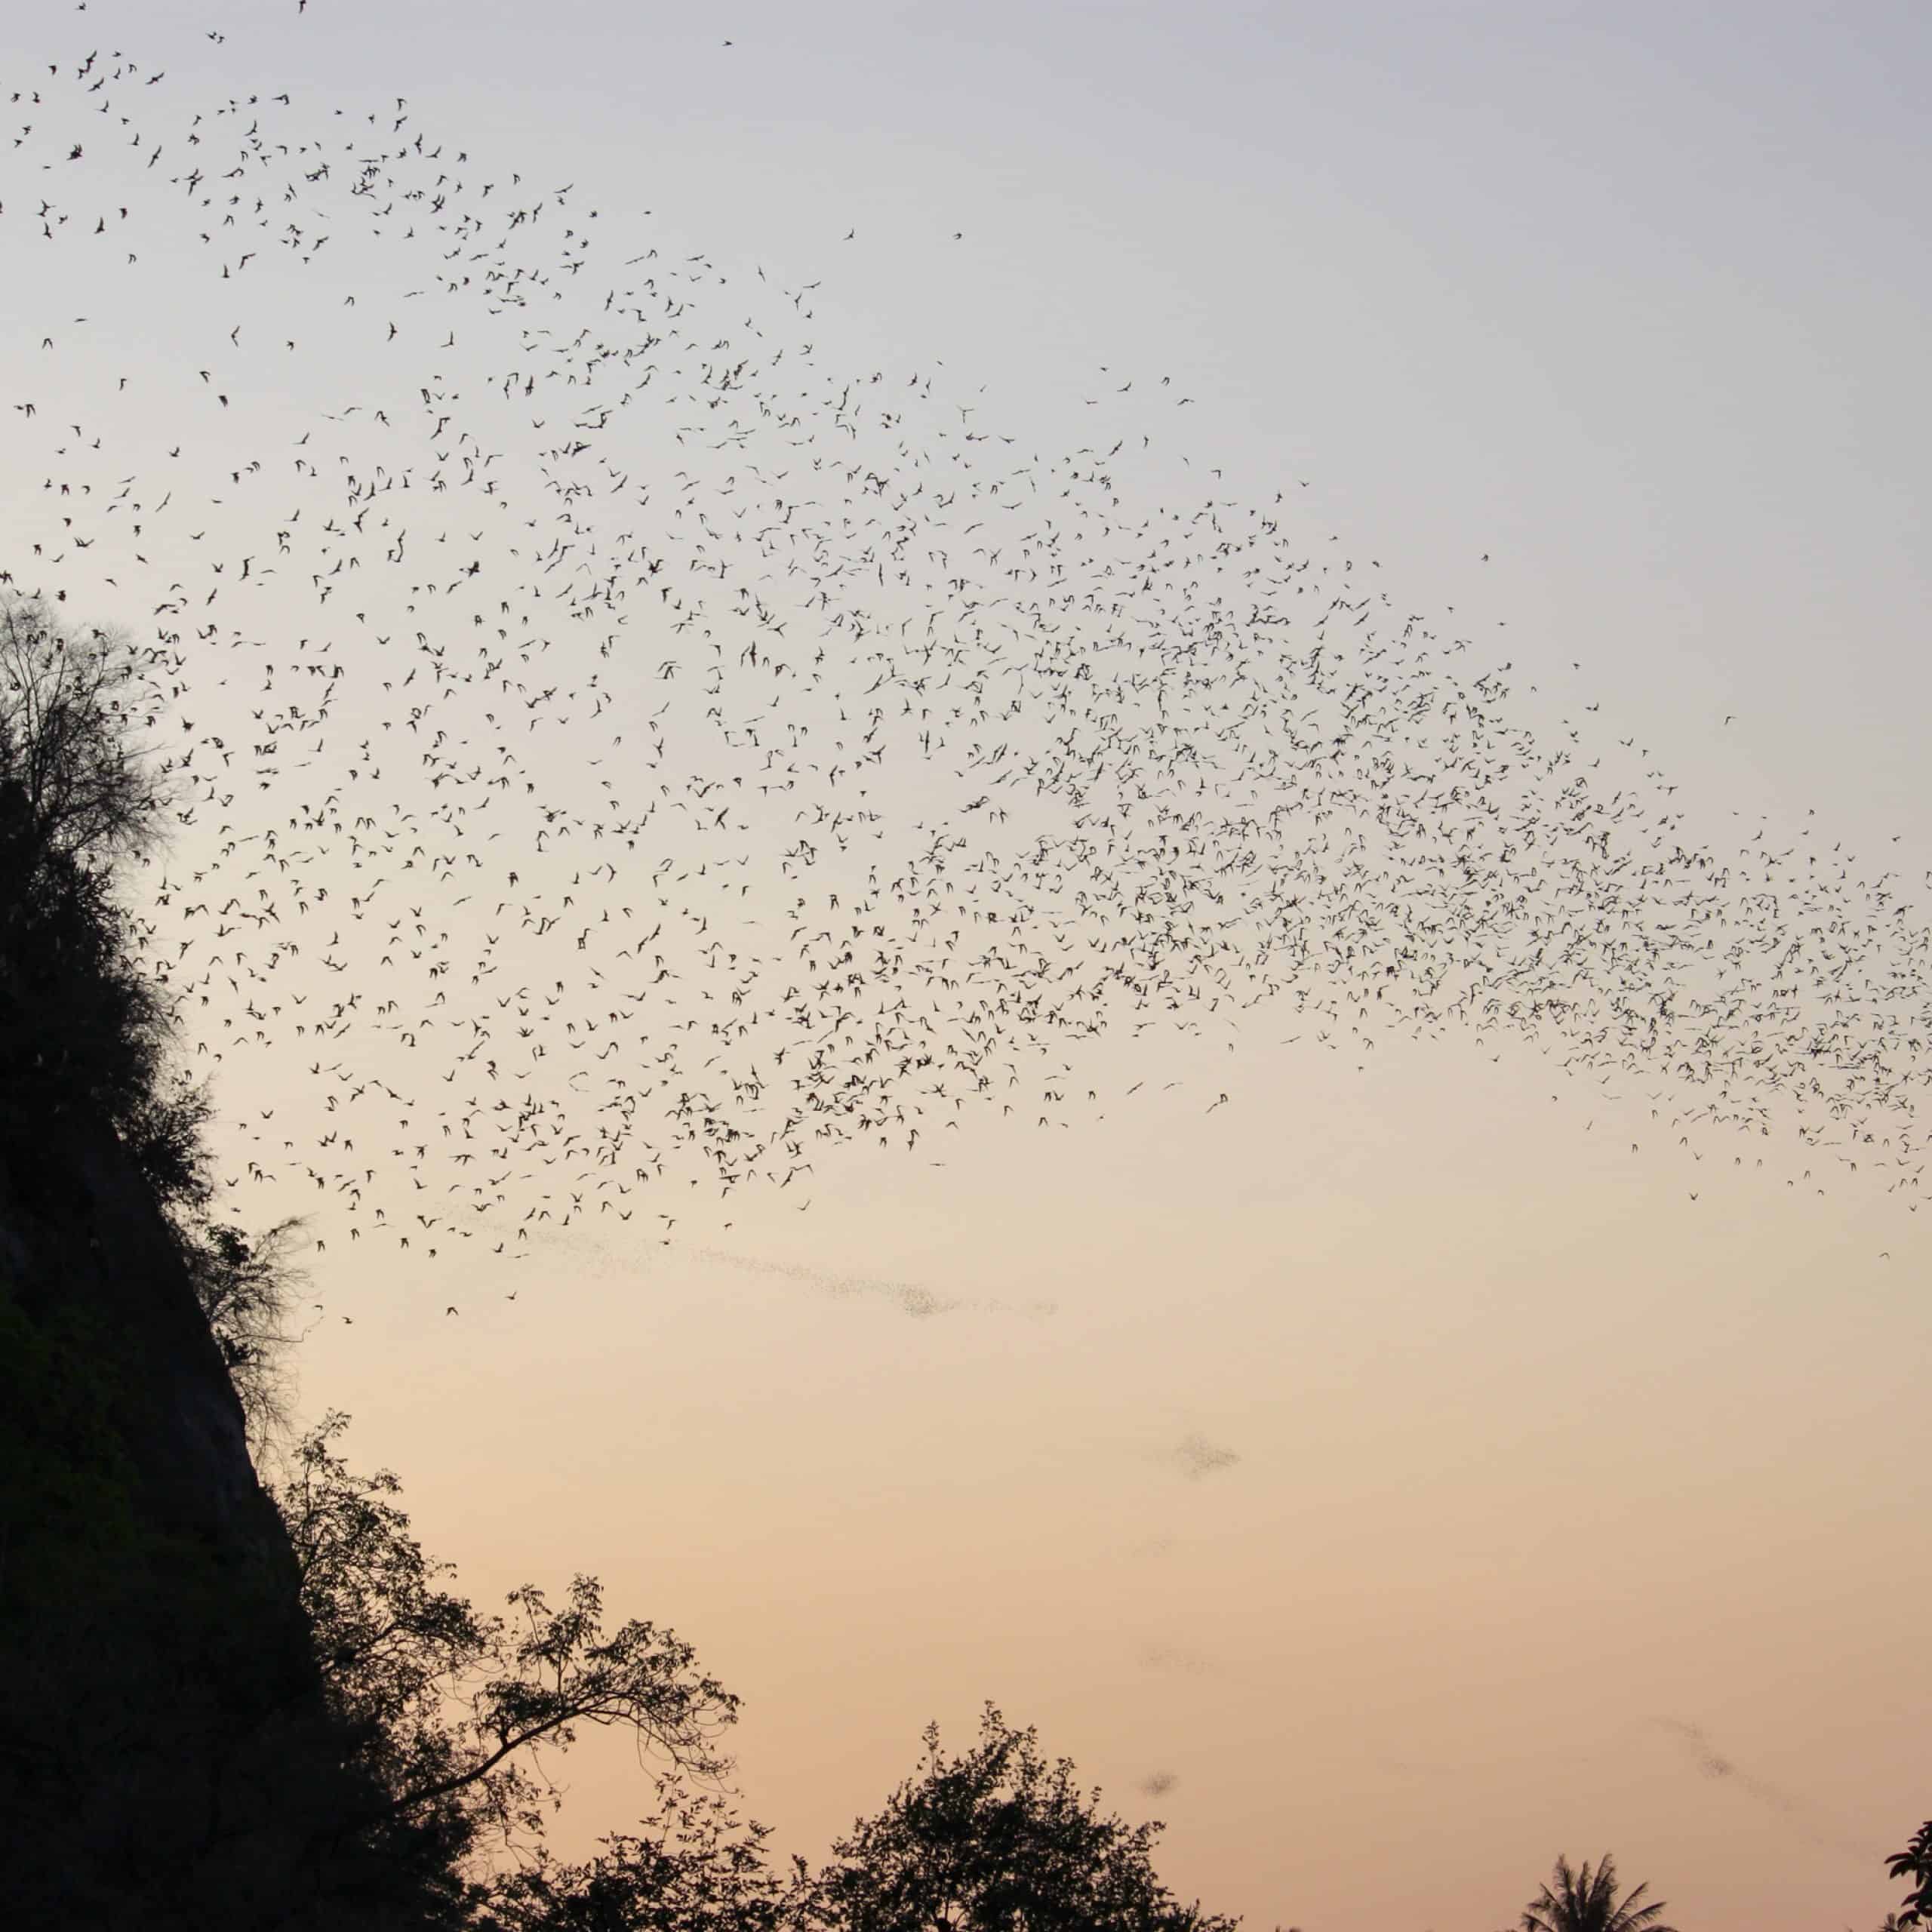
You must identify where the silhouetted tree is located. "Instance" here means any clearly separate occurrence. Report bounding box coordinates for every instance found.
[2,591,300,1439]
[1888,1820,1932,1927]
[5,592,789,1926]
[0,589,170,866]
[478,1771,801,1931]
[1,592,344,1928]
[1513,1854,1675,1932]
[273,1414,758,1922]
[794,1701,1241,1932]
[185,1215,306,1449]
[1,595,177,1155]
[0,590,214,1220]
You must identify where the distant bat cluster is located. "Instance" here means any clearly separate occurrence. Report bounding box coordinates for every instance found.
[3,14,1927,1274]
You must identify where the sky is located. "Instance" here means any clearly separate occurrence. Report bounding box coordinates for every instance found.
[4,3,1930,1928]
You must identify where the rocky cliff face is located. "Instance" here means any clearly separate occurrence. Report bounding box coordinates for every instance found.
[0,629,440,1926]
[3,1106,272,1541]
[0,1103,351,1928]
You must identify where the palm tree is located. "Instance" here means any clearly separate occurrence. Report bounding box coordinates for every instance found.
[1517,1853,1677,1932]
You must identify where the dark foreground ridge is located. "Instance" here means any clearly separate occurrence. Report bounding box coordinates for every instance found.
[0,606,423,1924]
[0,1081,374,1923]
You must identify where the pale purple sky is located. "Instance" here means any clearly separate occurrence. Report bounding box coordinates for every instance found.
[4,3,1928,1927]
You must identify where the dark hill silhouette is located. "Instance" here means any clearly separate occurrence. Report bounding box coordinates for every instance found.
[0,606,383,1923]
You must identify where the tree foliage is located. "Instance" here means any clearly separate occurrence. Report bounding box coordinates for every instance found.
[0,588,171,866]
[795,1702,1241,1932]
[184,1215,306,1449]
[2,590,299,1441]
[266,1427,1276,1930]
[1,705,172,1153]
[0,589,195,1195]
[1514,1854,1675,1932]
[1888,1821,1932,1928]
[2,590,1267,1930]
[270,1414,764,1927]
[478,1773,801,1932]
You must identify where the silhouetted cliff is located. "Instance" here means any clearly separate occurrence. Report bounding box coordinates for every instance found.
[0,1106,335,1925]
[0,602,435,1927]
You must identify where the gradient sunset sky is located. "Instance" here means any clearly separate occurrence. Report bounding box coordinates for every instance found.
[4,4,1929,1927]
